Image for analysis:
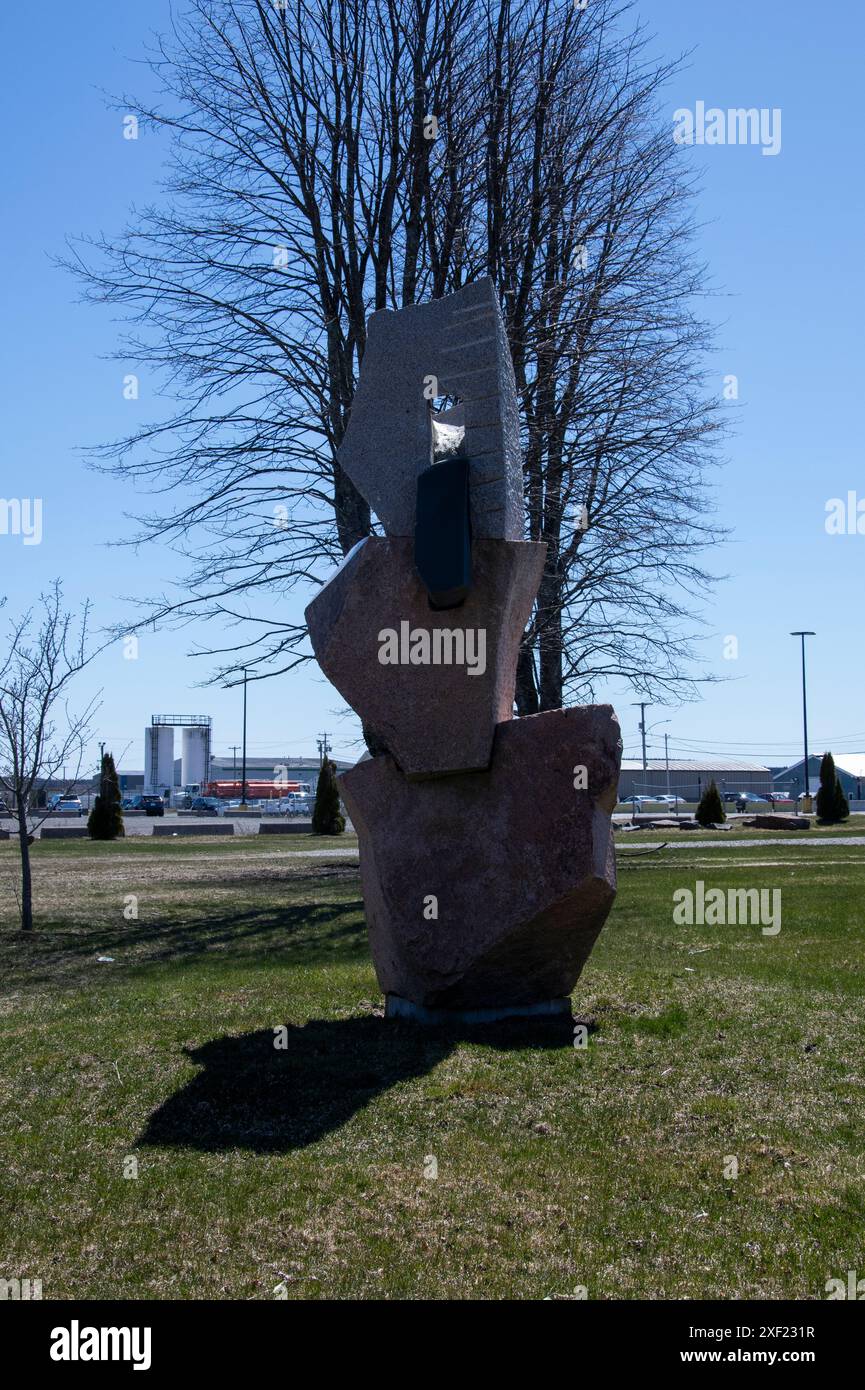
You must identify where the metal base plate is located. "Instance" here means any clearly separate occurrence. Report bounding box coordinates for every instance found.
[384,994,572,1026]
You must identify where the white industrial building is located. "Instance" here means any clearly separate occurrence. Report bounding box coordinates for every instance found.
[122,717,351,799]
[144,715,213,795]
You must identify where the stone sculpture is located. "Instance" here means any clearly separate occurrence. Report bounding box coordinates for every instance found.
[305,277,622,1023]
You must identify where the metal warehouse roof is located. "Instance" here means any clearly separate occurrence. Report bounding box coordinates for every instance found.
[620,758,770,772]
[778,754,865,778]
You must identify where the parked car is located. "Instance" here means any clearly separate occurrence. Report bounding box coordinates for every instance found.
[139,795,165,817]
[54,796,84,816]
[619,795,643,811]
[190,797,221,814]
[651,795,681,806]
[738,792,769,804]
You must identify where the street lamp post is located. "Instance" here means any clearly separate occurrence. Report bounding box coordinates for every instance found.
[240,669,249,808]
[97,740,106,812]
[790,631,816,811]
[648,717,675,806]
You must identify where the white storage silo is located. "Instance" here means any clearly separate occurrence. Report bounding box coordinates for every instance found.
[181,725,210,790]
[144,724,175,794]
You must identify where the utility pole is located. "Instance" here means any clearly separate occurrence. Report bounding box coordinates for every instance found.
[664,732,671,795]
[240,670,249,807]
[630,702,649,778]
[230,745,240,783]
[790,631,816,809]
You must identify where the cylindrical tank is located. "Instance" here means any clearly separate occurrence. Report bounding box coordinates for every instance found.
[181,726,210,789]
[144,725,175,794]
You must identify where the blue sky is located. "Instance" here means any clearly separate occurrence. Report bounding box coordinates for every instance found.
[1,1,862,775]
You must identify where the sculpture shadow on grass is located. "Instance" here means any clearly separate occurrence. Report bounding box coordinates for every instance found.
[138,1013,576,1154]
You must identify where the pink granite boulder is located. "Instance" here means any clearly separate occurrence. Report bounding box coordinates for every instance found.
[339,705,622,1009]
[337,276,525,540]
[305,536,546,779]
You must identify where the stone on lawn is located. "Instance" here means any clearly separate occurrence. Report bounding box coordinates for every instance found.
[751,814,811,830]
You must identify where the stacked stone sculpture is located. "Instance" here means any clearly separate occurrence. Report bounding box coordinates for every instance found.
[305,277,622,1023]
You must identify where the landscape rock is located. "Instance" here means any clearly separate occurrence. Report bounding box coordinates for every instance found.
[339,705,622,1008]
[751,814,811,830]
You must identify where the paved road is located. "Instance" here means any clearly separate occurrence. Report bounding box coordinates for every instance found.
[640,836,865,850]
[204,836,865,859]
[10,815,863,852]
[298,838,865,859]
[297,848,360,857]
[18,813,314,838]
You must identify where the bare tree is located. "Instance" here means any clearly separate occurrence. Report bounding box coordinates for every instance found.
[475,3,725,710]
[0,584,99,930]
[64,0,723,707]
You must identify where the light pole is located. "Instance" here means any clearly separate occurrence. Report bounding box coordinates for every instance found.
[648,717,675,806]
[660,728,680,813]
[790,631,816,810]
[240,670,249,807]
[98,740,106,812]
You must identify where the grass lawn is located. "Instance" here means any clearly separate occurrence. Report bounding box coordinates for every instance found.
[0,832,863,1300]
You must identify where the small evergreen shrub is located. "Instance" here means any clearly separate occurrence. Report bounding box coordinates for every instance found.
[87,751,125,840]
[311,758,345,835]
[695,779,725,828]
[816,751,849,824]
